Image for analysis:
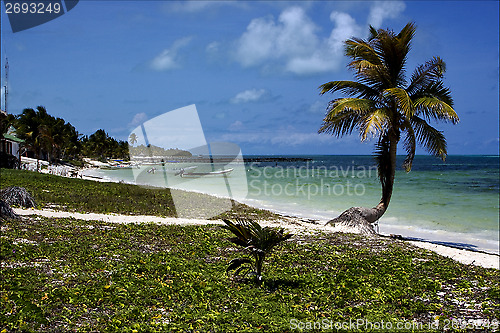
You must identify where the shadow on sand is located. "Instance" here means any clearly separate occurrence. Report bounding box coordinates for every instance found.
[396,236,500,256]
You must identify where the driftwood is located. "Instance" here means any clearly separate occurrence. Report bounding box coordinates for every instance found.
[325,207,377,235]
[0,186,37,208]
[0,200,18,219]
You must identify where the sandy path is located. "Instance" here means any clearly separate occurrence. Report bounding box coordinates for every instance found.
[14,208,499,270]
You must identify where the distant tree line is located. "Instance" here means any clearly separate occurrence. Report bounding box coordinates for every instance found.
[81,129,128,161]
[129,144,192,158]
[1,106,129,164]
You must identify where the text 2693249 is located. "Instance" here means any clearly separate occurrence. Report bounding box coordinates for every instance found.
[5,1,62,14]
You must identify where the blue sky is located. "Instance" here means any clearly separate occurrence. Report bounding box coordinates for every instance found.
[1,0,499,155]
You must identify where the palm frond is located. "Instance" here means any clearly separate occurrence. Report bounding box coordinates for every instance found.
[368,25,378,41]
[254,228,291,255]
[221,219,252,247]
[319,98,374,137]
[345,38,382,67]
[392,22,416,87]
[319,80,377,99]
[411,116,448,160]
[407,56,446,96]
[355,66,392,91]
[413,95,458,124]
[226,258,252,274]
[360,108,389,141]
[396,22,416,53]
[348,59,379,73]
[412,80,454,108]
[369,23,415,88]
[401,119,416,172]
[344,32,400,91]
[234,265,252,278]
[384,87,414,119]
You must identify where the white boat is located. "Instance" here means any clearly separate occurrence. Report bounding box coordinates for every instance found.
[171,166,197,175]
[179,168,233,178]
[145,166,198,175]
[101,164,135,170]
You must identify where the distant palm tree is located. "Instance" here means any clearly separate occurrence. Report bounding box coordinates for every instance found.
[128,133,138,146]
[0,112,16,136]
[319,23,459,228]
[15,107,80,163]
[16,106,51,164]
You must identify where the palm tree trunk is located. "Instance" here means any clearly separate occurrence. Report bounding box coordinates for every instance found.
[255,254,265,285]
[326,135,398,234]
[367,136,397,219]
[35,145,41,172]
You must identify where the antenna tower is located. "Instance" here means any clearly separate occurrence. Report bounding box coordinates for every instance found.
[4,58,8,113]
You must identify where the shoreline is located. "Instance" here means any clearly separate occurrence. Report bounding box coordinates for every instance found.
[237,198,500,255]
[88,163,500,255]
[13,207,500,270]
[10,164,499,269]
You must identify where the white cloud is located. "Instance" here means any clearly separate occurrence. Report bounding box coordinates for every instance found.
[233,6,350,75]
[169,1,218,13]
[166,0,241,13]
[367,1,406,29]
[220,130,338,147]
[275,7,319,59]
[235,16,279,67]
[328,12,362,53]
[233,3,405,75]
[205,41,222,62]
[206,41,220,54]
[270,132,333,146]
[309,100,327,114]
[285,53,338,75]
[235,7,322,72]
[231,88,268,104]
[129,112,148,127]
[229,120,243,131]
[150,37,192,71]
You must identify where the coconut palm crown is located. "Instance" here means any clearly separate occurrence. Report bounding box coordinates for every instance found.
[319,22,459,223]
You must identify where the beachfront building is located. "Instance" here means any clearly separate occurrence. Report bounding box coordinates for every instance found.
[1,124,23,159]
[0,109,24,166]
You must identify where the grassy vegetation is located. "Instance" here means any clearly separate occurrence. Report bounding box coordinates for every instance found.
[0,169,277,220]
[1,168,499,332]
[1,216,498,332]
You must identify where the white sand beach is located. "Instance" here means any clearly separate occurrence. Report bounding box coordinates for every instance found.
[14,208,499,270]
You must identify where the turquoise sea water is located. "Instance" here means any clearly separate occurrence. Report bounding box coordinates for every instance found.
[91,155,499,254]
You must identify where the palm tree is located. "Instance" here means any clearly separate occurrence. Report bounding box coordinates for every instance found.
[0,111,16,136]
[16,106,52,167]
[222,219,292,284]
[16,107,81,163]
[128,133,138,146]
[318,23,459,231]
[58,121,80,160]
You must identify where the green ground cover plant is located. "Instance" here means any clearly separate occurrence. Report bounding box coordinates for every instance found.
[1,168,499,332]
[0,169,276,220]
[1,215,498,332]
